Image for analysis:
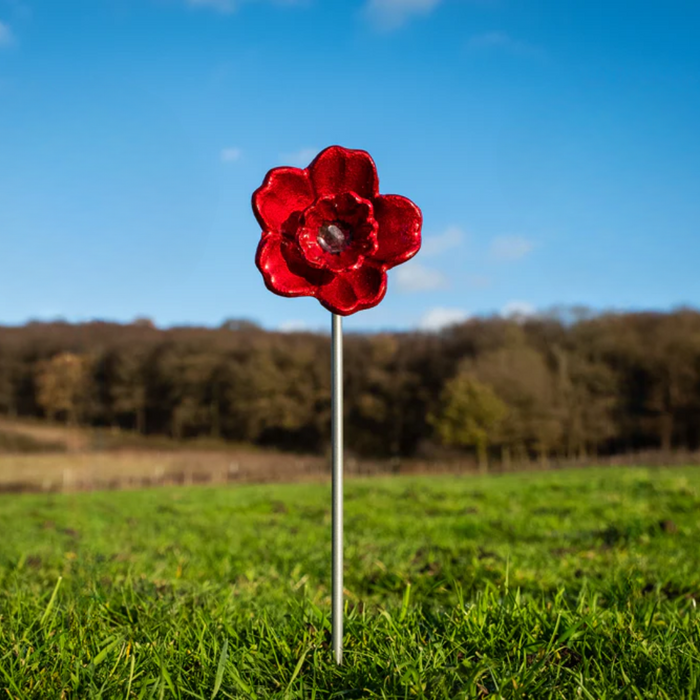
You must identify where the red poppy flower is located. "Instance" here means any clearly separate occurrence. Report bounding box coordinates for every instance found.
[253,146,422,316]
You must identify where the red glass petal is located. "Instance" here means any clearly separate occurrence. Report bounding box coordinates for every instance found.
[316,265,387,316]
[256,234,330,297]
[308,146,379,200]
[252,167,315,234]
[370,194,423,269]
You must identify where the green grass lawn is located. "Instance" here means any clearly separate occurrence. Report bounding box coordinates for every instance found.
[1,466,700,699]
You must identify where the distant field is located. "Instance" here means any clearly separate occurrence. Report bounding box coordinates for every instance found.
[0,450,330,494]
[0,418,329,492]
[1,467,700,698]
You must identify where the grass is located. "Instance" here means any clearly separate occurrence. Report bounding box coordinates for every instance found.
[1,466,700,698]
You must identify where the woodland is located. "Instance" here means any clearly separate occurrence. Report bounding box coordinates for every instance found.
[0,308,698,463]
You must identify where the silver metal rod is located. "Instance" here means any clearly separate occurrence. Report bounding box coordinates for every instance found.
[331,313,344,665]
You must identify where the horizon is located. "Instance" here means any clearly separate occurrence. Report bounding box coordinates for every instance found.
[1,0,698,333]
[1,302,698,335]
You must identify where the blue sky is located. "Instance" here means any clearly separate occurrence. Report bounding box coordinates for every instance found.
[0,0,698,332]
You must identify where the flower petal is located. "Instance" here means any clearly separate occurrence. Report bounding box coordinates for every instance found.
[370,194,422,269]
[316,265,387,316]
[308,146,379,200]
[252,167,315,234]
[256,234,330,297]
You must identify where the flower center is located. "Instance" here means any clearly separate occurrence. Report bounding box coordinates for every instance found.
[317,223,351,255]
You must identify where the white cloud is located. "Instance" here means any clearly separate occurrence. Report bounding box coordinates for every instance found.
[220,147,242,163]
[185,0,307,11]
[187,0,235,12]
[364,0,443,30]
[421,225,464,257]
[395,261,447,292]
[490,235,534,262]
[501,300,536,320]
[0,21,14,47]
[278,319,308,332]
[467,31,541,56]
[419,307,469,332]
[279,147,318,167]
[466,274,491,289]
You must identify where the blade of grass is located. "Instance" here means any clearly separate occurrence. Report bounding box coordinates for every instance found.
[127,652,136,699]
[93,636,122,668]
[399,583,412,623]
[285,645,310,695]
[39,576,63,627]
[211,638,228,700]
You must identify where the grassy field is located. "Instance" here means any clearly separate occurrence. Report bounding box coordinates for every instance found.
[1,466,699,698]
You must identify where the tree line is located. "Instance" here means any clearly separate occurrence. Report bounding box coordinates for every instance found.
[0,308,698,463]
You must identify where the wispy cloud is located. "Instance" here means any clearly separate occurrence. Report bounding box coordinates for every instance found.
[364,0,443,30]
[501,300,536,320]
[185,0,307,12]
[490,235,534,262]
[419,307,469,331]
[279,147,318,167]
[220,147,242,163]
[466,274,491,289]
[278,319,308,332]
[0,21,15,47]
[421,225,464,257]
[187,0,235,12]
[395,261,447,292]
[467,31,542,57]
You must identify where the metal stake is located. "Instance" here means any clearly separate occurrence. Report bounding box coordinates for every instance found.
[331,313,344,665]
